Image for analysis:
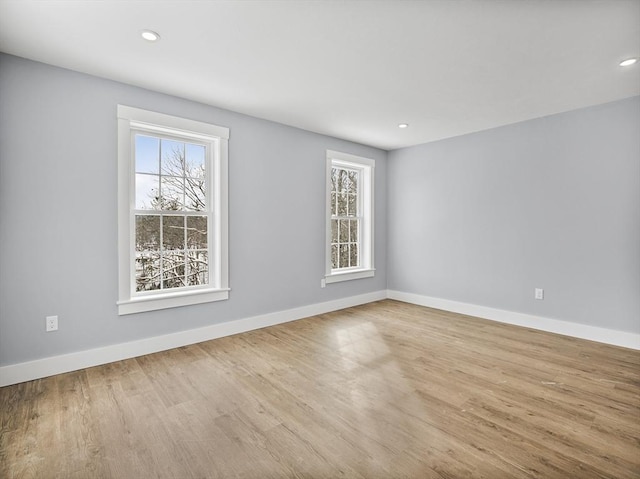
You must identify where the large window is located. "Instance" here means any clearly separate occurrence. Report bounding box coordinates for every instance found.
[117,106,229,314]
[325,150,374,284]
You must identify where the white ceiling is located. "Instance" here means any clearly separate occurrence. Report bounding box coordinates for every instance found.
[0,0,638,150]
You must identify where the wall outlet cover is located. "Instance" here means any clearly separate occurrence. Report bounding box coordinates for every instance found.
[46,315,58,332]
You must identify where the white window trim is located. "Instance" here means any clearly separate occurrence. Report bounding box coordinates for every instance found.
[117,105,229,315]
[324,150,375,284]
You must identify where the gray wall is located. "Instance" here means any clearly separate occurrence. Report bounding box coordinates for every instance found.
[388,96,640,334]
[0,54,387,366]
[2,52,637,368]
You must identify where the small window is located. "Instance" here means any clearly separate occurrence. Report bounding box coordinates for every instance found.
[325,150,374,284]
[117,106,229,314]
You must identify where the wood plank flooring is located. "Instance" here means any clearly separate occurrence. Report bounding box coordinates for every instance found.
[1,299,639,478]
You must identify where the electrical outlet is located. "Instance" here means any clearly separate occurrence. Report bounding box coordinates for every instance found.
[320,278,326,288]
[534,288,544,300]
[46,315,58,332]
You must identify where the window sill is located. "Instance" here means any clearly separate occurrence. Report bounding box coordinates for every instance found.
[117,288,230,315]
[324,268,375,284]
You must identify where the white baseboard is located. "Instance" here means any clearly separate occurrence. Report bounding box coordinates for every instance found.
[3,288,636,387]
[387,290,640,350]
[0,290,387,387]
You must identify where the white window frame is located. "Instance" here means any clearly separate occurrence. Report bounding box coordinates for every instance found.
[325,150,375,284]
[117,105,229,315]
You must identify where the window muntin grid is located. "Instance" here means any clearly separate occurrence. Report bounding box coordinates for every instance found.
[330,166,361,270]
[133,133,212,293]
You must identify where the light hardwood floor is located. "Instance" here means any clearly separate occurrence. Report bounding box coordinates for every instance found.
[1,300,639,478]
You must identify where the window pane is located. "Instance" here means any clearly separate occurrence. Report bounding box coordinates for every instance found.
[162,251,185,289]
[135,174,159,210]
[348,170,358,194]
[184,177,206,211]
[349,219,358,243]
[135,135,159,174]
[187,250,208,286]
[326,155,372,276]
[337,193,347,216]
[162,215,185,250]
[136,215,160,251]
[350,243,359,268]
[161,139,186,176]
[135,252,161,291]
[339,219,349,243]
[347,194,357,216]
[185,143,205,178]
[331,244,338,269]
[187,216,207,249]
[338,169,348,193]
[343,170,354,193]
[160,176,184,210]
[339,244,349,268]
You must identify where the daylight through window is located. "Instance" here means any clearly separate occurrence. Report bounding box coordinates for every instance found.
[117,106,229,314]
[330,166,361,269]
[134,134,210,292]
[325,150,375,284]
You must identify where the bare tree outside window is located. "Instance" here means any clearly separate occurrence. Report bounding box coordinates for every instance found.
[330,166,359,269]
[134,135,209,292]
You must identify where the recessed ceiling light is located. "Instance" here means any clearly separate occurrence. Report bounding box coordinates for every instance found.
[619,58,637,67]
[141,30,160,42]
[398,123,409,129]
